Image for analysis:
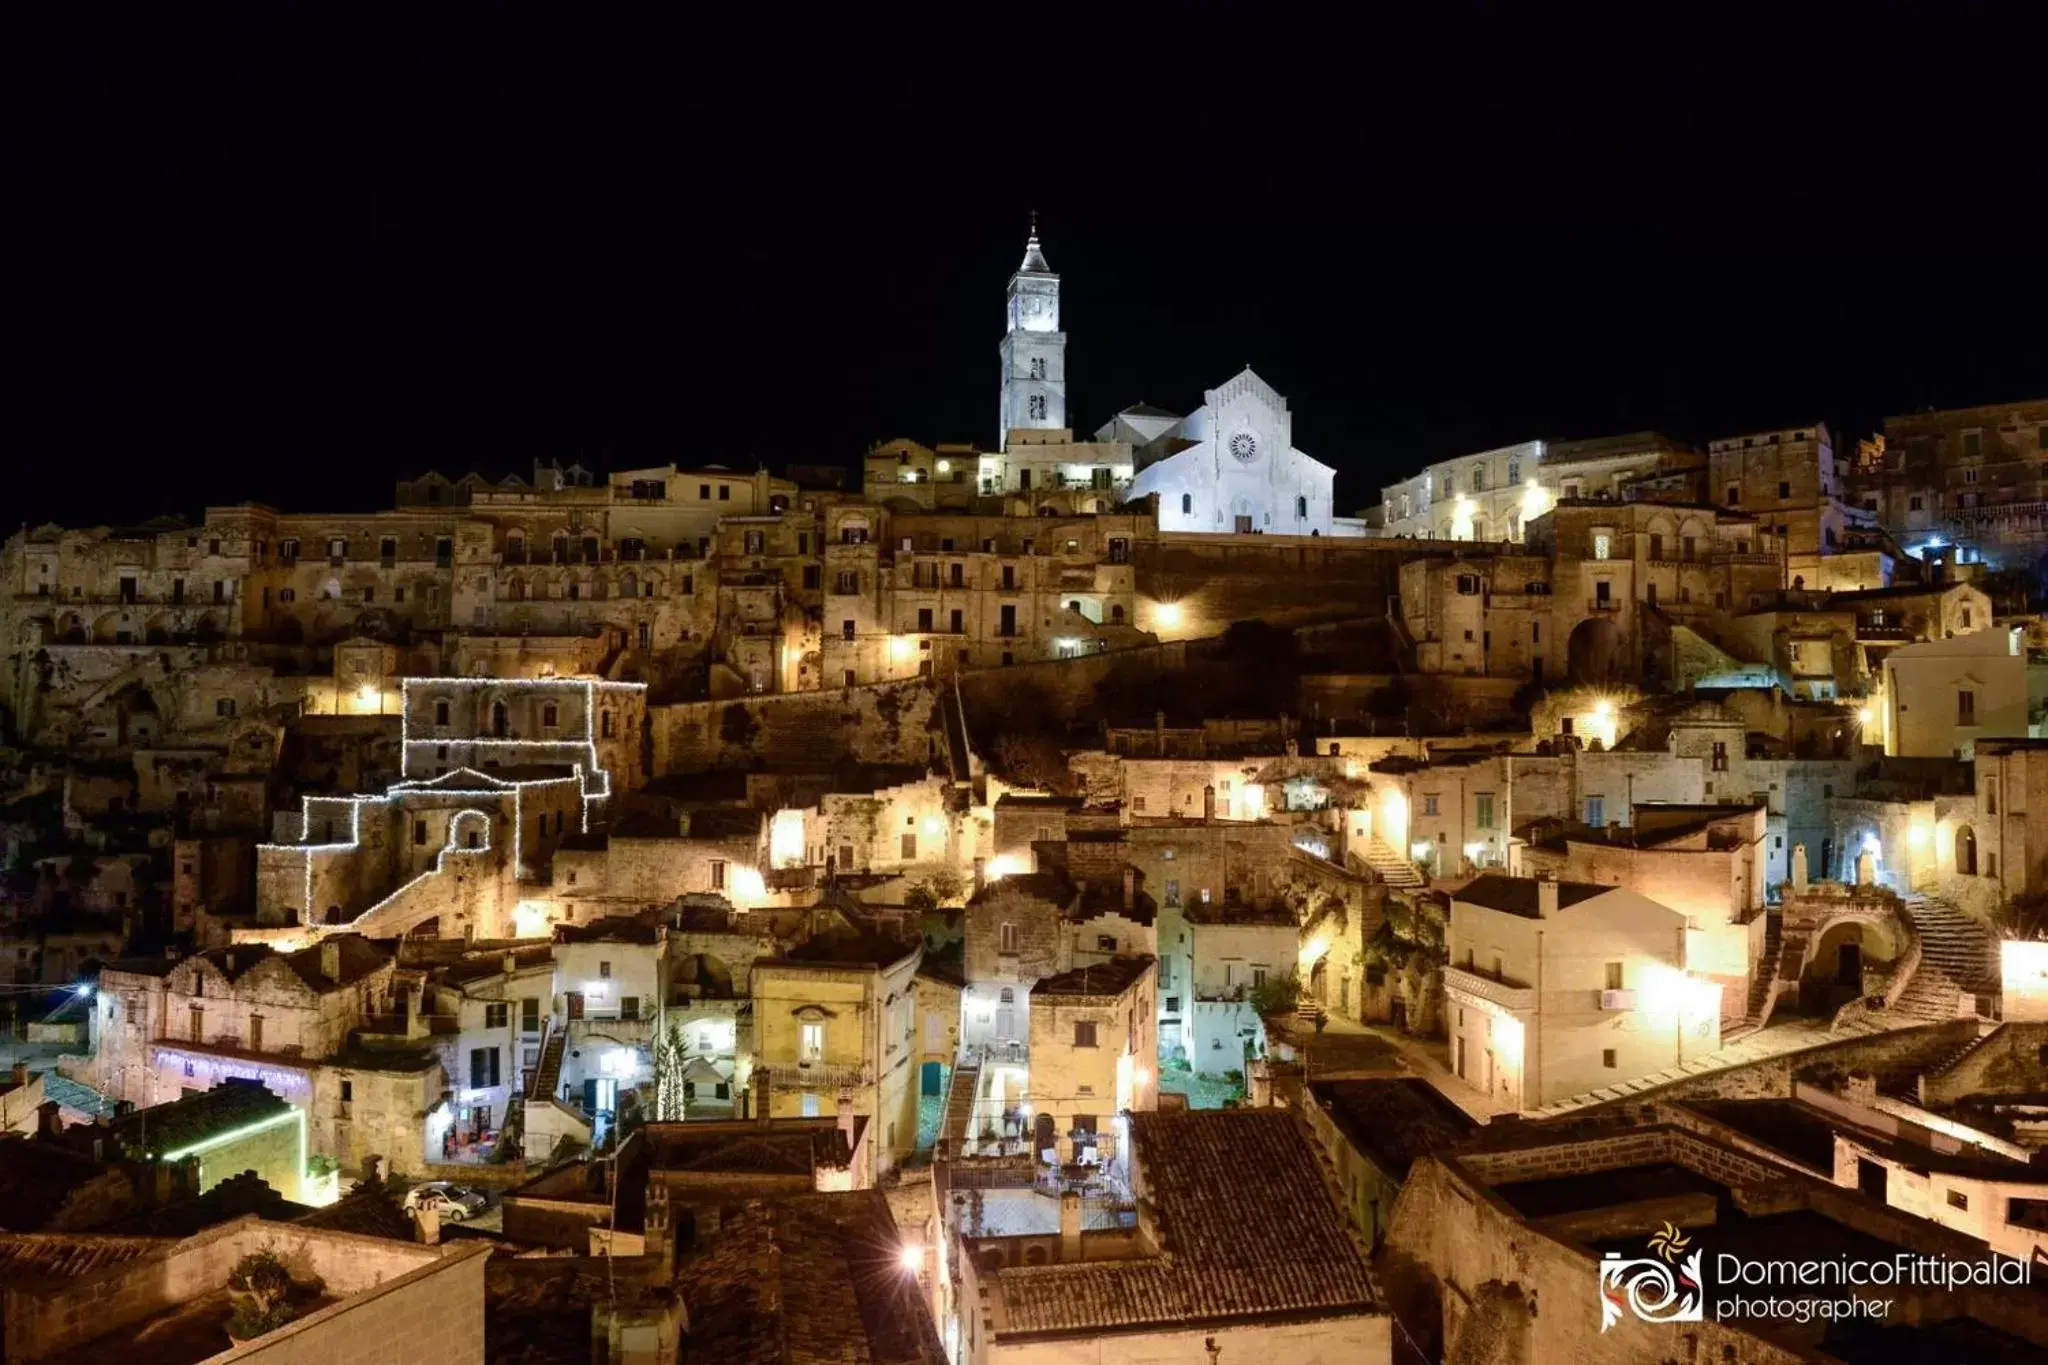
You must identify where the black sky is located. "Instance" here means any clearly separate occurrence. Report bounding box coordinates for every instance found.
[11,7,2045,528]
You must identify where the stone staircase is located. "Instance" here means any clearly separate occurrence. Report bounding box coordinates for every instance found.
[1724,911,1785,1041]
[1890,895,1998,1024]
[940,1061,980,1151]
[527,1027,566,1103]
[1363,836,1425,889]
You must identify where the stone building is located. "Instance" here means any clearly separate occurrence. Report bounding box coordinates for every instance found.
[1880,623,2046,759]
[948,1109,1387,1365]
[1383,1113,2048,1364]
[1851,396,2048,565]
[1705,421,1865,583]
[1023,955,1157,1168]
[749,927,921,1184]
[1443,874,1717,1109]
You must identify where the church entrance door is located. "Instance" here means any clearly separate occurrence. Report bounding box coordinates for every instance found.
[1234,515,1253,533]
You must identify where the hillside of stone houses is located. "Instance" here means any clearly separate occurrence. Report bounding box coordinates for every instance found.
[3,248,2047,1365]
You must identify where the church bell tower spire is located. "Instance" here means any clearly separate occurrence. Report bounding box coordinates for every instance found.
[999,213,1066,451]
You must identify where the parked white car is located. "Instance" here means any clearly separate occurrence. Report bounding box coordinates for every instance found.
[402,1182,488,1221]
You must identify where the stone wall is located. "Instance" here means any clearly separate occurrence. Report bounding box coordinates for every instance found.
[651,678,941,772]
[1603,1018,1981,1106]
[1919,1022,2048,1106]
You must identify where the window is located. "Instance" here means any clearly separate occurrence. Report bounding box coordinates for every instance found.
[1591,532,1612,560]
[1647,533,1663,561]
[900,832,917,860]
[541,702,558,728]
[598,961,612,979]
[1164,879,1180,907]
[469,1047,501,1088]
[1947,1189,1969,1211]
[1422,794,1440,817]
[1909,495,1924,511]
[834,570,858,594]
[1073,1021,1098,1048]
[1778,481,1790,499]
[1712,741,1729,772]
[1603,1049,1618,1069]
[1297,495,1308,518]
[709,859,727,891]
[1988,781,1999,816]
[1475,793,1495,828]
[485,1001,510,1028]
[1507,458,1520,483]
[1960,690,1976,724]
[340,1080,352,1103]
[1962,607,1974,629]
[215,698,236,718]
[1725,485,1740,506]
[1962,432,1982,458]
[718,485,731,501]
[799,1021,825,1062]
[1605,962,1624,991]
[1029,356,1046,379]
[1585,795,1606,826]
[1181,493,1192,515]
[999,922,1018,953]
[413,819,427,847]
[621,996,640,1020]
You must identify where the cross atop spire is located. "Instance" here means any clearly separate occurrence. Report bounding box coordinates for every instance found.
[1019,211,1051,274]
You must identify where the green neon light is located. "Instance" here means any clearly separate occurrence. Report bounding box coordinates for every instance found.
[156,1106,306,1165]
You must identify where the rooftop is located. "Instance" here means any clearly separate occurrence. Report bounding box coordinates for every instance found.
[1309,1078,1479,1179]
[1032,955,1155,999]
[677,1192,945,1363]
[990,1110,1375,1338]
[1453,873,1608,919]
[104,1078,292,1159]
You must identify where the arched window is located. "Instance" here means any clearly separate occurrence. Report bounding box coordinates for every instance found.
[1111,604,1125,623]
[1181,494,1192,515]
[491,701,509,738]
[1956,824,1978,875]
[1297,496,1308,518]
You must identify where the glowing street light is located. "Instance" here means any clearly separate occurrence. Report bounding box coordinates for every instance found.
[899,1242,924,1273]
[1153,601,1184,631]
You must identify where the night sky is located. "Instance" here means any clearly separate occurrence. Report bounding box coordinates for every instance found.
[12,9,2043,529]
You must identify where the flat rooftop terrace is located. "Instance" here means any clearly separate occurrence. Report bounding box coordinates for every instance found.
[1491,1162,1724,1218]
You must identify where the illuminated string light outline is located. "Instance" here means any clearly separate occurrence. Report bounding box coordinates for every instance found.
[259,773,580,927]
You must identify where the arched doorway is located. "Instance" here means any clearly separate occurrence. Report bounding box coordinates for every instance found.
[1956,824,1978,875]
[1567,616,1621,684]
[491,701,509,737]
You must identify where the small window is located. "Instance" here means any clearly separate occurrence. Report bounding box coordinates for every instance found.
[1073,1021,1098,1048]
[1602,1049,1618,1069]
[999,923,1018,953]
[1947,1189,1969,1211]
[1605,962,1624,991]
[599,961,612,979]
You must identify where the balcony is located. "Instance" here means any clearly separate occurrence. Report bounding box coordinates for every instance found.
[1442,966,1536,1012]
[771,1059,869,1092]
[1587,597,1620,612]
[567,1015,653,1044]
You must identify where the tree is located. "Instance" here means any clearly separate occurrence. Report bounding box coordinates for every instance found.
[1361,892,1448,1034]
[653,1019,689,1121]
[1250,968,1302,1018]
[990,732,1075,794]
[718,702,760,749]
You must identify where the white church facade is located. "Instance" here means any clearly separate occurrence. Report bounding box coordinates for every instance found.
[1122,370,1355,536]
[874,222,1363,536]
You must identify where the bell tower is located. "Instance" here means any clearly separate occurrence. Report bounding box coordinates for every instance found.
[998,215,1066,450]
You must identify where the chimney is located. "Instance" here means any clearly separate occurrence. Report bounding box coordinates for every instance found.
[1121,866,1135,913]
[413,1203,442,1245]
[751,1068,771,1128]
[1536,874,1559,918]
[1202,784,1216,823]
[645,1182,676,1277]
[1843,1070,1878,1107]
[320,939,341,984]
[503,953,517,975]
[1059,1189,1083,1261]
[36,1100,61,1139]
[1248,1057,1273,1107]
